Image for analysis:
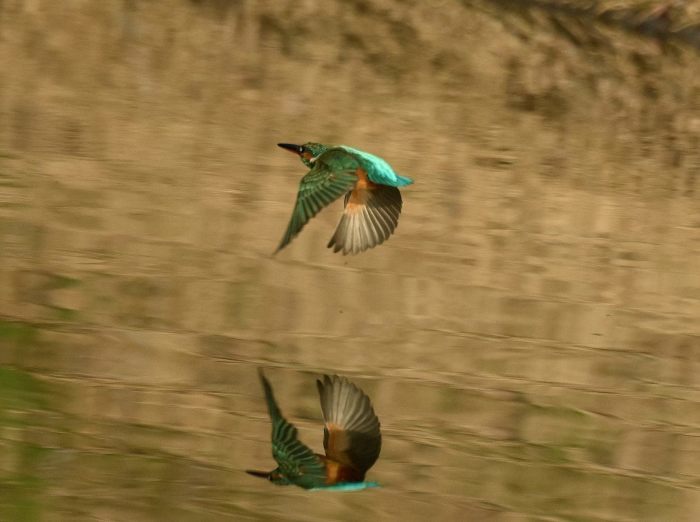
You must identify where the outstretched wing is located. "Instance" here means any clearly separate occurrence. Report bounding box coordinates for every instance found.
[316,375,381,474]
[275,149,360,253]
[258,370,327,488]
[327,183,402,255]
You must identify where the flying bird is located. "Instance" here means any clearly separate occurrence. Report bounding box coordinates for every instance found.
[246,369,382,491]
[275,142,413,255]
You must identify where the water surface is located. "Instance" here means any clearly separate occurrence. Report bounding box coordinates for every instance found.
[1,1,700,520]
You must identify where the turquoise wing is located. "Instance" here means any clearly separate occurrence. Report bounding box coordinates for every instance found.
[259,370,327,489]
[275,149,359,253]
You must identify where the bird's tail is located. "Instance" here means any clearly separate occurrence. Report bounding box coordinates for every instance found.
[395,174,413,186]
[327,185,402,255]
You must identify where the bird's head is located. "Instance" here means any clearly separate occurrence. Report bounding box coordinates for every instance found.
[277,142,328,168]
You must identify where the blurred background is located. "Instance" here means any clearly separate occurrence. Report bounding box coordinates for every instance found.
[1,0,700,520]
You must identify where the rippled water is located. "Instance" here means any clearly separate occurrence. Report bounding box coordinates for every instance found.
[1,1,700,521]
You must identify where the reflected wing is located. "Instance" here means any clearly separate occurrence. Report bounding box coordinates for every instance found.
[258,370,327,487]
[275,149,360,253]
[316,375,381,474]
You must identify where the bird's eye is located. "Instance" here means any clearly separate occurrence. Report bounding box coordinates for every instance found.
[298,146,305,154]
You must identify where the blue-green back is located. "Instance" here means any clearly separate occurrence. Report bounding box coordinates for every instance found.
[339,146,413,187]
[310,481,380,492]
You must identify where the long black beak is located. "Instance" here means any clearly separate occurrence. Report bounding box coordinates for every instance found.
[246,469,271,480]
[277,143,303,155]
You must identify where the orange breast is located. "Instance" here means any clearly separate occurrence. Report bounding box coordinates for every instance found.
[346,168,377,212]
[322,458,365,485]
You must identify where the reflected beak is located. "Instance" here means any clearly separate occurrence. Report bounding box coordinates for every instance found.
[246,469,271,479]
[277,143,303,155]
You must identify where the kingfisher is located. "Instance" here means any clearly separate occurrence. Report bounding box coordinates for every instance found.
[275,142,413,255]
[246,369,382,491]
